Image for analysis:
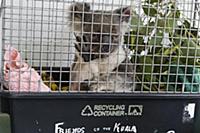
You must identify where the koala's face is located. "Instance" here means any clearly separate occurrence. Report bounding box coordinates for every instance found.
[70,3,131,40]
[69,2,131,60]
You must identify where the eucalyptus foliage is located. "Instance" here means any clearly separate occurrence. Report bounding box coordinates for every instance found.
[126,0,200,91]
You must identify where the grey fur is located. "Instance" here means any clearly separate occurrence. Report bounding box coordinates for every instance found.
[69,2,135,91]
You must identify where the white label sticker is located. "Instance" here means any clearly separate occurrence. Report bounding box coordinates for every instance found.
[183,103,196,123]
[166,130,175,133]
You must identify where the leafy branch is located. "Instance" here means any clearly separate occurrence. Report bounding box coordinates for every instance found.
[126,0,200,92]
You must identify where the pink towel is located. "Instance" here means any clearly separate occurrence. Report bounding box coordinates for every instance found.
[3,45,50,92]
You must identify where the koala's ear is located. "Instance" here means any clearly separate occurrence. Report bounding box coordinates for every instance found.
[114,6,132,22]
[70,2,90,12]
[69,2,91,20]
[74,36,82,52]
[69,2,91,33]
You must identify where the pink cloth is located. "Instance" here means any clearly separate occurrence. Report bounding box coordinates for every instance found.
[4,45,50,92]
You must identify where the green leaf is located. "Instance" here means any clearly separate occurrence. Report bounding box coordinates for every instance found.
[175,10,181,18]
[131,11,143,33]
[166,15,177,33]
[157,19,165,28]
[149,30,163,46]
[143,6,158,17]
[130,35,136,44]
[163,45,180,55]
[145,0,161,4]
[137,56,154,73]
[135,37,146,53]
[182,39,199,56]
[183,20,191,29]
[129,31,136,50]
[180,38,200,65]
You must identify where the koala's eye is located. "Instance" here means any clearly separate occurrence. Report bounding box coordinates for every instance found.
[92,34,100,42]
[75,36,82,42]
[83,34,91,42]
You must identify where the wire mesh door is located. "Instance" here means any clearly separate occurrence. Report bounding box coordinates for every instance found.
[0,0,200,93]
[1,1,200,133]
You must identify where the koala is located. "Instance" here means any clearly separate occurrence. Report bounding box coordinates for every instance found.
[69,2,135,92]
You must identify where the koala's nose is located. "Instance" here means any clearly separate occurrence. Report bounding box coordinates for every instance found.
[83,3,90,11]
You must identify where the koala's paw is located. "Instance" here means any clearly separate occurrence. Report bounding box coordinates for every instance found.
[89,83,114,92]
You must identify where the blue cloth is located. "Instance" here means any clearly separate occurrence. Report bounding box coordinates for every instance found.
[162,64,200,92]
